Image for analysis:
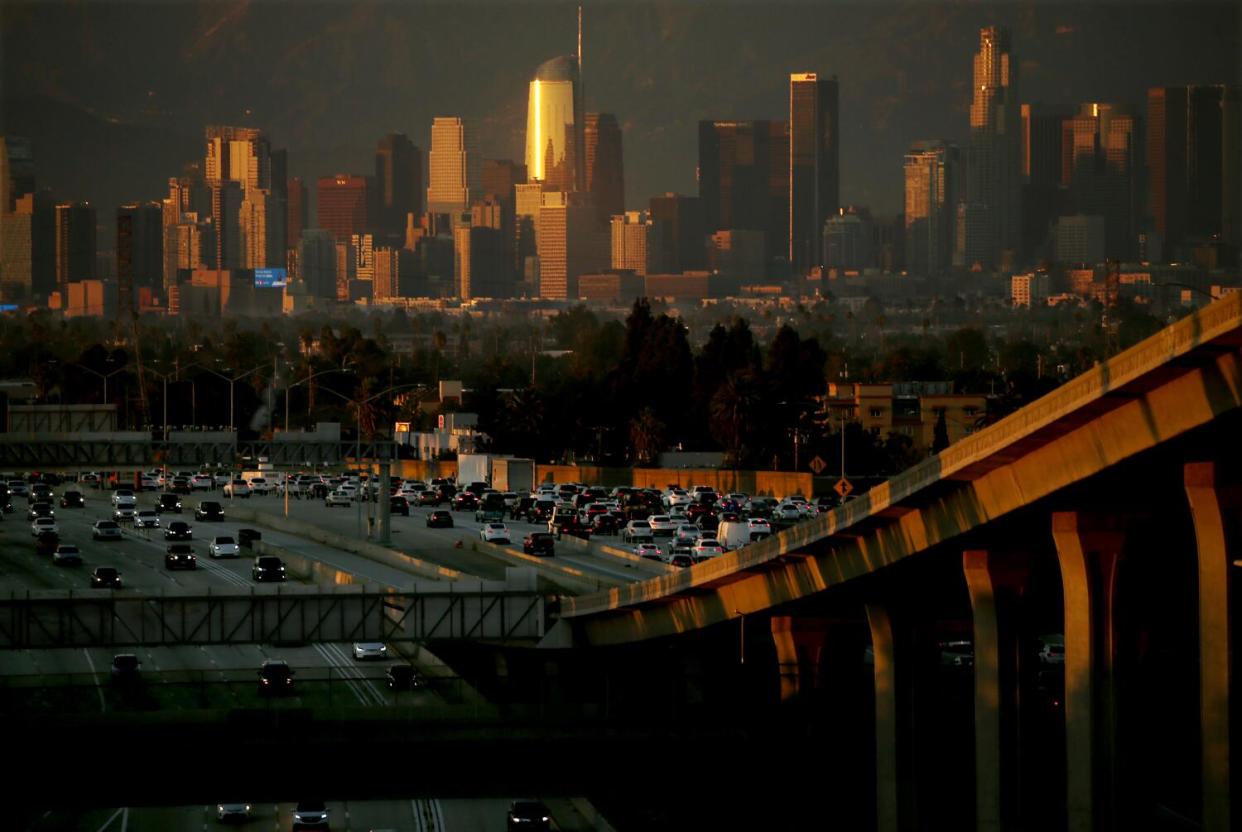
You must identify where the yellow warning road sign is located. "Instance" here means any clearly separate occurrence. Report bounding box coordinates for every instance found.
[809,455,826,474]
[834,477,853,498]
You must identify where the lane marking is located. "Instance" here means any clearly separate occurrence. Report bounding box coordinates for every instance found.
[120,807,128,832]
[93,807,123,832]
[82,648,107,713]
[431,798,445,832]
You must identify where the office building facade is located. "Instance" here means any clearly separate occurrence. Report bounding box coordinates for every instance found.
[525,56,584,193]
[965,27,1021,268]
[428,117,479,215]
[789,73,839,273]
[698,120,789,271]
[317,175,369,243]
[905,141,959,274]
[585,113,624,223]
[375,133,421,240]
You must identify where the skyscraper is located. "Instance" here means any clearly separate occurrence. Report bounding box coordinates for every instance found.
[55,202,96,292]
[375,133,420,240]
[427,117,479,215]
[525,56,584,193]
[240,188,281,269]
[116,202,163,298]
[611,211,651,274]
[208,181,242,269]
[789,73,839,273]
[905,140,960,275]
[482,160,527,201]
[1020,102,1065,259]
[298,229,337,300]
[204,126,282,272]
[536,192,608,299]
[648,193,707,274]
[0,136,35,213]
[1061,102,1139,259]
[584,113,624,222]
[317,175,369,243]
[1,137,36,301]
[698,120,789,270]
[966,27,1021,268]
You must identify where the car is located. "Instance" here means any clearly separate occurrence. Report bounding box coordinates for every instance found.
[58,490,84,508]
[237,528,262,548]
[663,489,691,508]
[252,555,287,582]
[113,505,137,523]
[522,532,555,556]
[1038,635,1065,665]
[189,474,213,491]
[30,517,59,536]
[92,519,122,540]
[291,801,329,829]
[507,799,551,832]
[34,530,60,555]
[418,490,442,507]
[164,544,197,570]
[27,502,54,521]
[91,566,122,588]
[247,477,272,495]
[746,518,772,535]
[479,523,511,545]
[389,495,410,516]
[353,642,388,660]
[692,540,725,561]
[773,503,803,524]
[29,483,54,503]
[452,491,478,511]
[223,479,251,498]
[156,493,182,513]
[170,476,192,494]
[673,524,702,546]
[621,520,653,544]
[213,471,232,487]
[325,489,352,508]
[386,664,421,691]
[257,659,295,696]
[111,489,137,508]
[216,804,252,822]
[940,640,974,667]
[163,520,193,540]
[111,653,141,683]
[139,475,159,491]
[208,535,239,558]
[7,480,30,499]
[52,544,83,566]
[195,501,224,521]
[426,510,453,529]
[633,542,663,559]
[648,514,678,537]
[134,509,160,529]
[669,553,695,568]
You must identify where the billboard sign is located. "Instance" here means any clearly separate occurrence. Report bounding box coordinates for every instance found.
[254,268,287,288]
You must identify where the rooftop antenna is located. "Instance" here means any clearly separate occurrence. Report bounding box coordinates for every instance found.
[577,4,582,73]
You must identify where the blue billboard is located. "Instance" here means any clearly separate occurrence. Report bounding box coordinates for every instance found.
[0,304,18,312]
[254,268,287,289]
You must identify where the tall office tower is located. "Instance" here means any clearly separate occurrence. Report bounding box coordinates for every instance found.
[698,120,789,272]
[240,188,285,268]
[966,27,1021,268]
[1060,103,1139,259]
[350,233,375,284]
[788,73,839,273]
[584,113,624,223]
[30,190,55,297]
[334,240,356,301]
[526,56,584,193]
[205,126,271,189]
[514,182,546,289]
[287,177,308,249]
[1,194,33,301]
[611,211,651,274]
[1020,103,1065,259]
[454,223,506,300]
[54,202,97,292]
[116,202,163,297]
[163,215,207,292]
[482,159,527,200]
[375,133,419,239]
[0,136,36,212]
[823,206,873,270]
[648,193,707,273]
[904,141,960,275]
[1148,85,1242,257]
[536,192,607,299]
[298,229,337,300]
[317,175,369,243]
[208,181,243,269]
[427,117,479,214]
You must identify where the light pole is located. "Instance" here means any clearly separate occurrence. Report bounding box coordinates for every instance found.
[197,362,267,431]
[77,363,129,411]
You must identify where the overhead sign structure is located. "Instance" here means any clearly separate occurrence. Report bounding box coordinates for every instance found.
[808,455,827,474]
[254,268,288,289]
[834,477,853,498]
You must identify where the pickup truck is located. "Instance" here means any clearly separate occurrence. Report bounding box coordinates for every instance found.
[474,493,507,523]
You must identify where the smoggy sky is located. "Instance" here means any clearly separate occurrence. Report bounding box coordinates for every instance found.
[2,0,1238,218]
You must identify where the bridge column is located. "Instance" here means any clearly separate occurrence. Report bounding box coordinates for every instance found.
[377,462,392,546]
[866,601,916,832]
[963,549,1032,832]
[1052,512,1125,832]
[1184,462,1236,832]
[770,616,830,701]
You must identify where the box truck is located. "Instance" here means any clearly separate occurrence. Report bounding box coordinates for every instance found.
[491,458,535,493]
[456,454,492,487]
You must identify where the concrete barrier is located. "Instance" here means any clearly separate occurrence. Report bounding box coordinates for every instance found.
[469,538,617,595]
[554,532,675,577]
[253,540,369,586]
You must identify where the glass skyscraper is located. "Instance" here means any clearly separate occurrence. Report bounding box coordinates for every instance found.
[526,56,584,193]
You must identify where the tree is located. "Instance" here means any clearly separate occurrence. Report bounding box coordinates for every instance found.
[709,370,762,466]
[629,406,665,466]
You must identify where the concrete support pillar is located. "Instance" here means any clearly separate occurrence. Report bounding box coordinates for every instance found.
[1184,462,1236,832]
[963,549,1033,832]
[377,462,392,546]
[770,616,830,701]
[1052,512,1125,832]
[866,601,915,832]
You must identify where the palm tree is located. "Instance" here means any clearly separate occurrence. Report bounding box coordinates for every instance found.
[629,407,665,466]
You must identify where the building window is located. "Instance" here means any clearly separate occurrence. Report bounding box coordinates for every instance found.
[869,408,884,418]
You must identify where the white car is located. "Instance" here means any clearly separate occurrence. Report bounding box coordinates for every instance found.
[673,524,702,545]
[111,489,137,508]
[774,503,803,523]
[663,489,691,508]
[189,474,213,491]
[648,514,678,537]
[692,540,725,561]
[325,490,351,508]
[216,805,251,822]
[139,476,160,491]
[30,517,59,536]
[247,477,273,495]
[208,535,239,558]
[621,520,653,543]
[633,542,662,559]
[352,642,388,660]
[213,472,232,487]
[113,506,137,523]
[52,544,82,565]
[92,520,122,540]
[223,479,251,498]
[479,523,511,545]
[134,509,160,528]
[746,518,772,535]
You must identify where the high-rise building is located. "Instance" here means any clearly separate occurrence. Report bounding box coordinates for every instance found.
[1020,103,1065,259]
[514,183,546,290]
[375,133,420,240]
[526,56,584,193]
[455,223,506,300]
[482,159,527,201]
[54,202,96,292]
[904,141,960,274]
[298,229,337,300]
[427,117,479,215]
[584,113,623,222]
[698,120,789,271]
[1061,102,1140,259]
[649,193,707,274]
[708,229,766,278]
[1,193,33,301]
[204,126,278,273]
[965,27,1021,268]
[789,73,840,273]
[209,181,243,269]
[351,233,375,284]
[0,136,35,213]
[1147,84,1241,257]
[117,202,162,311]
[317,175,369,243]
[611,211,651,274]
[240,188,283,269]
[287,177,308,250]
[536,192,608,299]
[163,214,208,293]
[374,246,413,301]
[205,126,270,188]
[824,206,873,270]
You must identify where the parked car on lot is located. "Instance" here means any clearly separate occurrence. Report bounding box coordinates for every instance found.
[91,566,122,588]
[92,520,122,540]
[252,555,287,582]
[164,544,197,570]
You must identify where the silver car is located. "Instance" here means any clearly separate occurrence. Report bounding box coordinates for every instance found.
[352,642,388,660]
[134,509,160,528]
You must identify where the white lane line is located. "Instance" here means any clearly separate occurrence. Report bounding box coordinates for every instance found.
[312,643,370,706]
[93,807,123,832]
[120,807,128,832]
[324,642,386,707]
[431,798,445,832]
[197,558,249,588]
[410,799,427,832]
[82,649,107,713]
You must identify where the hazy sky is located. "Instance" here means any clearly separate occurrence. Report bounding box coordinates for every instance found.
[2,0,1238,218]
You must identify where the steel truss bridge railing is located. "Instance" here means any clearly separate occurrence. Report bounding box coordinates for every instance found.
[0,437,397,469]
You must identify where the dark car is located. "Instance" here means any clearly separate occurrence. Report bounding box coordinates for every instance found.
[59,490,85,509]
[163,521,193,541]
[157,493,183,513]
[91,566,123,588]
[257,660,295,696]
[111,653,141,684]
[531,499,557,523]
[27,502,54,521]
[164,544,197,570]
[195,501,224,522]
[452,491,478,511]
[237,528,262,548]
[29,483,53,503]
[511,496,535,521]
[386,664,422,691]
[507,800,551,832]
[252,555,287,582]
[34,531,60,556]
[426,510,453,529]
[591,513,619,535]
[390,495,410,516]
[523,532,555,557]
[417,490,442,507]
